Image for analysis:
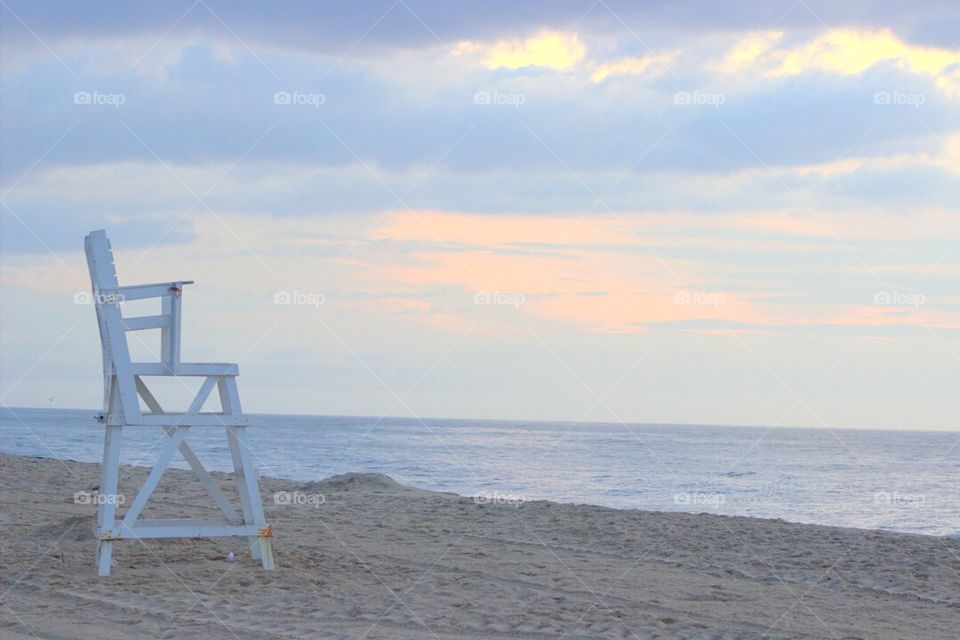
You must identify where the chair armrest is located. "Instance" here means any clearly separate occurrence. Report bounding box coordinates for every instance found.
[101,281,193,369]
[103,281,194,302]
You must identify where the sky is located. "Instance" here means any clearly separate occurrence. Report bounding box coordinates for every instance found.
[1,1,959,430]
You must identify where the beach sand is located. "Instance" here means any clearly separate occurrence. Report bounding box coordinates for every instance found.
[0,453,956,639]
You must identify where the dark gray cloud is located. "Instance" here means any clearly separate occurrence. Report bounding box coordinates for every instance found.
[2,0,958,258]
[2,40,957,178]
[4,0,959,54]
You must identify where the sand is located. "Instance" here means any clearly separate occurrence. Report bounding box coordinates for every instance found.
[0,453,957,639]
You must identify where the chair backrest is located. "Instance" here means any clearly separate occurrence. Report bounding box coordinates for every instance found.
[84,230,124,413]
[84,229,119,291]
[84,230,189,422]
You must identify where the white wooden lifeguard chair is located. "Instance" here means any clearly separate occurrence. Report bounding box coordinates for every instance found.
[84,229,274,576]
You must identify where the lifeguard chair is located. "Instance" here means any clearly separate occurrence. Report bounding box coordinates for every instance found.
[84,230,274,576]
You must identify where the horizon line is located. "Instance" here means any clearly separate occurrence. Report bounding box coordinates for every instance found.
[3,405,957,434]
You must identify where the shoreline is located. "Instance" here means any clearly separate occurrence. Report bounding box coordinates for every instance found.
[1,452,957,639]
[3,450,955,539]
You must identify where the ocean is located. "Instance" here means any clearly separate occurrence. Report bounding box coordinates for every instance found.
[2,407,957,536]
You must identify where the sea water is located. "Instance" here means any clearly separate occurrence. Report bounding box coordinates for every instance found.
[2,407,957,536]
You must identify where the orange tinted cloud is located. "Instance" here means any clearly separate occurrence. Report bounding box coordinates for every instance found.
[374,211,766,333]
[375,210,632,248]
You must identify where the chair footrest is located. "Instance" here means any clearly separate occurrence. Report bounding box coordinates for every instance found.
[98,519,267,540]
[130,363,239,376]
[125,413,249,426]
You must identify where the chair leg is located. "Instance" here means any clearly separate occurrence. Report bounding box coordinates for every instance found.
[96,424,122,577]
[227,426,260,559]
[227,425,274,569]
[221,376,274,569]
[257,534,275,571]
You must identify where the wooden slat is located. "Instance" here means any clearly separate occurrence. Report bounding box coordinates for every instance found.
[133,413,248,426]
[85,230,141,424]
[106,280,194,301]
[106,519,261,539]
[122,314,170,331]
[130,362,239,376]
[95,423,122,576]
[108,284,175,301]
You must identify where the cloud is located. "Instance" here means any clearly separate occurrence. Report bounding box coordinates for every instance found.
[721,28,960,98]
[773,28,960,80]
[5,121,960,259]
[6,1,960,57]
[591,52,675,82]
[455,30,586,70]
[6,19,960,185]
[4,201,959,426]
[3,1,960,429]
[374,210,631,248]
[716,30,783,72]
[368,209,960,334]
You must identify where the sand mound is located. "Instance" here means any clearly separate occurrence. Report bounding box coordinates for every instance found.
[299,472,445,497]
[303,472,403,491]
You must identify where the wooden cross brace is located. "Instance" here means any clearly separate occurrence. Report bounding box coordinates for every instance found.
[93,375,275,575]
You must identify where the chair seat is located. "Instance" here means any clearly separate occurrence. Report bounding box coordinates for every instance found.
[129,362,239,376]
